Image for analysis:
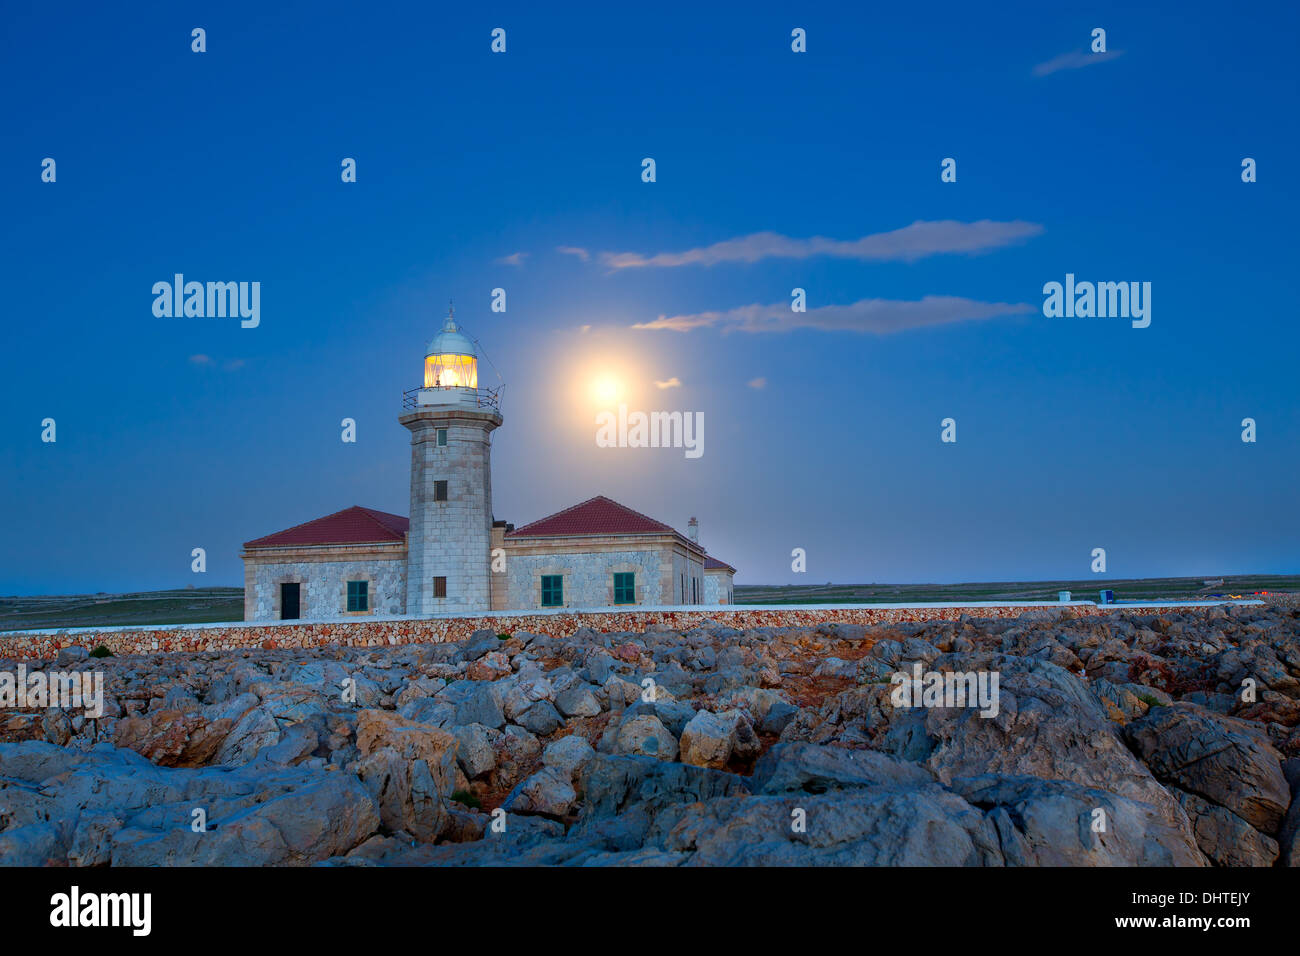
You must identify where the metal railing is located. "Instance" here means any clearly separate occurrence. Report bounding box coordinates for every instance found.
[402,384,503,412]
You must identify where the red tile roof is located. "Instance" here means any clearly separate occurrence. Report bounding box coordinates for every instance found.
[244,506,409,550]
[506,495,697,548]
[704,556,736,573]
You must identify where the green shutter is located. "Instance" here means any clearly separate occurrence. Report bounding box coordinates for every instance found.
[541,575,563,607]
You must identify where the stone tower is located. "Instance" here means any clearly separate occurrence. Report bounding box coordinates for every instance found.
[399,306,502,615]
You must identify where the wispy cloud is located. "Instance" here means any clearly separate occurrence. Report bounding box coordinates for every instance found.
[654,377,682,389]
[557,245,591,262]
[634,296,1034,334]
[190,354,244,371]
[1033,48,1124,77]
[597,220,1043,269]
[497,251,529,266]
[747,377,767,390]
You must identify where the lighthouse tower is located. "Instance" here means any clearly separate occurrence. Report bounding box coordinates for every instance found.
[399,305,503,615]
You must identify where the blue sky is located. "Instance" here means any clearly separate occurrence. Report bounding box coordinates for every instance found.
[2,0,1297,594]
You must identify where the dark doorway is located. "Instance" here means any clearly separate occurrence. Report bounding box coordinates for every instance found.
[280,583,300,620]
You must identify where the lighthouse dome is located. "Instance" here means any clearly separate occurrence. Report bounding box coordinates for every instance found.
[426,314,476,359]
[422,306,479,392]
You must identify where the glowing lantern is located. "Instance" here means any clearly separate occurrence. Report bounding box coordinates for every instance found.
[425,351,477,389]
[421,306,478,399]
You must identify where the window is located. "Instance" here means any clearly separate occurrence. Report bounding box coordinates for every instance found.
[436,428,447,446]
[681,573,685,602]
[434,480,448,501]
[433,576,447,598]
[346,580,369,612]
[614,572,636,605]
[541,574,563,607]
[692,578,697,603]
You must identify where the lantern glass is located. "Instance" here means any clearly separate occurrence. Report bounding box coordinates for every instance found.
[424,353,477,389]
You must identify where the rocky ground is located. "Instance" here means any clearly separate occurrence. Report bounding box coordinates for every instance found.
[2,602,1299,866]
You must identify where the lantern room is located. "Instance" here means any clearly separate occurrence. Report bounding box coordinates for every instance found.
[402,303,502,413]
[418,306,478,406]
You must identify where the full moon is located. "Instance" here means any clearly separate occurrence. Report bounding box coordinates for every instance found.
[591,377,622,404]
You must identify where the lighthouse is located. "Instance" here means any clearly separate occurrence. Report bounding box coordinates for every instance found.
[243,303,736,622]
[399,305,503,615]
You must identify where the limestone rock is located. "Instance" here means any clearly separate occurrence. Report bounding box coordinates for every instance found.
[215,705,281,766]
[453,723,496,779]
[516,701,563,736]
[1173,788,1279,866]
[542,734,596,784]
[1274,758,1300,866]
[354,710,459,841]
[612,715,677,761]
[952,775,1206,866]
[656,786,998,866]
[502,767,578,817]
[678,709,758,769]
[555,684,602,718]
[751,742,935,795]
[0,741,380,866]
[1124,703,1290,834]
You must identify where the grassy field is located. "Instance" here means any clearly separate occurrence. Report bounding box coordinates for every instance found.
[0,587,245,632]
[734,575,1300,605]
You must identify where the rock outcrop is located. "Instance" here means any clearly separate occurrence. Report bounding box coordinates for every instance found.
[2,605,1297,866]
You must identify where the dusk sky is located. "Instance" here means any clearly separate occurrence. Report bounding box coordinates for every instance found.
[3,1,1297,595]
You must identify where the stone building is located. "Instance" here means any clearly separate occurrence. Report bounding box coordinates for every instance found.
[242,507,409,621]
[242,308,736,620]
[704,556,737,604]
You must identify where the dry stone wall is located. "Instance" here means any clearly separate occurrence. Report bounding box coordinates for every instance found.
[0,603,1196,661]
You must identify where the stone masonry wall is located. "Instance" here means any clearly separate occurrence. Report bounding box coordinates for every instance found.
[247,555,406,620]
[505,548,664,609]
[0,603,1201,661]
[402,407,500,616]
[704,570,733,604]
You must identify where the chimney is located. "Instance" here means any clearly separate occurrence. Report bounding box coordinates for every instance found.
[687,517,699,544]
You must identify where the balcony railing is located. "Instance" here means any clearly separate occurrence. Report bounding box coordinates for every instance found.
[402,384,503,412]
